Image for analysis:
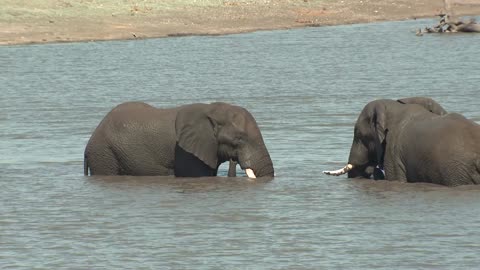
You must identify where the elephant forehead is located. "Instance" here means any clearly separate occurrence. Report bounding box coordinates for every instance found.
[232,110,260,131]
[212,103,261,133]
[231,111,247,125]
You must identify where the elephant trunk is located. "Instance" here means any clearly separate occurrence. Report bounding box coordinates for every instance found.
[251,154,274,178]
[324,138,375,178]
[239,147,274,178]
[347,138,377,178]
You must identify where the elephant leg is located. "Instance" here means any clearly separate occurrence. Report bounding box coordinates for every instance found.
[174,144,217,177]
[228,159,237,177]
[86,144,121,175]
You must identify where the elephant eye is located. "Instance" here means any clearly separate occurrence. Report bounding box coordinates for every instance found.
[233,137,243,146]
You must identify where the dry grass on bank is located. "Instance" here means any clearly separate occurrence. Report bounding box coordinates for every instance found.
[1,0,479,45]
[0,0,333,21]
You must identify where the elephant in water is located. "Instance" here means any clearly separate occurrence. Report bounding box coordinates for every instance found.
[324,97,480,186]
[84,102,274,178]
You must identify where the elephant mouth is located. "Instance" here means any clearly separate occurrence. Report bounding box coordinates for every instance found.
[324,163,386,180]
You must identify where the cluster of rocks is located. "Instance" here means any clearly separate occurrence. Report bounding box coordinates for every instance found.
[417,14,480,35]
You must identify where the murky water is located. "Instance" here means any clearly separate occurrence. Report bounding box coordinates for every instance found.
[1,18,480,269]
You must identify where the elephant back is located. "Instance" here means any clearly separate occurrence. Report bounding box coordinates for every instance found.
[102,102,178,173]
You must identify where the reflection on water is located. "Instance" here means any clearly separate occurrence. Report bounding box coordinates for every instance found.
[1,18,480,269]
[88,175,274,193]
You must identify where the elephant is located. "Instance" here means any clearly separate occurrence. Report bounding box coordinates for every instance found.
[84,102,274,178]
[324,97,480,186]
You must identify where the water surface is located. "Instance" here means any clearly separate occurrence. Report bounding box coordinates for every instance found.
[1,18,480,269]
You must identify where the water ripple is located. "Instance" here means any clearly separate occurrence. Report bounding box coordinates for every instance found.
[1,17,480,269]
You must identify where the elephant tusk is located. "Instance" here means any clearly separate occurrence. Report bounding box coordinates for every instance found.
[245,168,257,179]
[323,164,354,176]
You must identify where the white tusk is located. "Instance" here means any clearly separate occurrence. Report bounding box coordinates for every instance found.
[323,164,354,176]
[245,168,256,179]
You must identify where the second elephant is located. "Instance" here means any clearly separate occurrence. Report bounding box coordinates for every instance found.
[324,97,480,186]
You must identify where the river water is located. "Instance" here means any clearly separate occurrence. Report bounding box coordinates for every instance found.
[1,18,480,269]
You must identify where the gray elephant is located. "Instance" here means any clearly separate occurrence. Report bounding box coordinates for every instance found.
[324,97,480,186]
[84,102,274,178]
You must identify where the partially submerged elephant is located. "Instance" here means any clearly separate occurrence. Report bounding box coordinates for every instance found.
[324,97,480,186]
[84,102,274,178]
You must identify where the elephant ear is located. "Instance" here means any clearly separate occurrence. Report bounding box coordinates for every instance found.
[371,104,387,165]
[175,104,218,169]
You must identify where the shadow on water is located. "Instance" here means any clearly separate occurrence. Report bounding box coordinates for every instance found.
[344,177,480,201]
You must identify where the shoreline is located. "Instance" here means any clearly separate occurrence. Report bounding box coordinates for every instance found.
[1,0,480,46]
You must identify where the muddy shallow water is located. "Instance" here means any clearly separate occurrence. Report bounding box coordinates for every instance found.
[1,18,480,269]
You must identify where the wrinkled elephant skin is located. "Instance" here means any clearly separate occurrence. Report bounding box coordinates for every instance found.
[325,97,480,186]
[84,102,274,178]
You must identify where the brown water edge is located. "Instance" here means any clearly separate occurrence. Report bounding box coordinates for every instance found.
[1,0,480,46]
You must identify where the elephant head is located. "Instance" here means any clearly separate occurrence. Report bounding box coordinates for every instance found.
[324,97,447,179]
[175,102,274,178]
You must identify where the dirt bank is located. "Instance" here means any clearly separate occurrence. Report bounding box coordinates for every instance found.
[1,0,480,45]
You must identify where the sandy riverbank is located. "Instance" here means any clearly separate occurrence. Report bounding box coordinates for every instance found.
[1,0,480,45]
